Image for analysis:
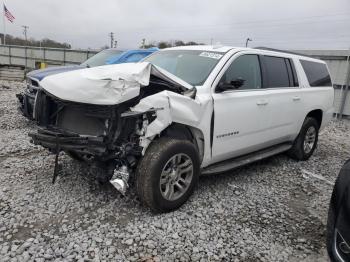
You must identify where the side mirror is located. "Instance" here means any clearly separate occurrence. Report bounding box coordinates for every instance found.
[217,77,246,92]
[231,77,245,88]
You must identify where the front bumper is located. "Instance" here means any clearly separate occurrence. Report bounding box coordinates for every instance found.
[16,91,36,119]
[29,127,108,156]
[17,77,40,119]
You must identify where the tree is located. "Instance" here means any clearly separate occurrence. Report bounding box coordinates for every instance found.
[141,41,157,49]
[143,40,205,49]
[0,33,71,48]
[158,41,172,49]
[174,40,185,46]
[185,41,204,46]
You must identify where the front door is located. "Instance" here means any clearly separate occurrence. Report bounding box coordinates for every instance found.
[211,54,271,163]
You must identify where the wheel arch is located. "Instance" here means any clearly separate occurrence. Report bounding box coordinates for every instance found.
[306,109,323,128]
[159,123,205,164]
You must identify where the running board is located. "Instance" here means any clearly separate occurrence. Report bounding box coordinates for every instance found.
[201,143,292,175]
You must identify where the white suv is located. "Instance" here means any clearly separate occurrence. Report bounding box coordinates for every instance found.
[29,46,334,212]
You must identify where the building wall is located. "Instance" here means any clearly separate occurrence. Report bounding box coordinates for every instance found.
[0,45,98,69]
[0,45,349,116]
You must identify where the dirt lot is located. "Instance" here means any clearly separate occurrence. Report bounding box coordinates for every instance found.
[0,80,349,261]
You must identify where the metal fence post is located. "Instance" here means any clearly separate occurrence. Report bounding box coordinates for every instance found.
[8,45,11,65]
[24,46,27,70]
[63,48,66,65]
[339,50,350,119]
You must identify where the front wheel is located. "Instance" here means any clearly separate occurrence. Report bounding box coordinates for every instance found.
[287,117,319,161]
[136,137,200,213]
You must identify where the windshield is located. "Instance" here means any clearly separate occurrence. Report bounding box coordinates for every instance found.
[81,49,123,67]
[144,50,224,86]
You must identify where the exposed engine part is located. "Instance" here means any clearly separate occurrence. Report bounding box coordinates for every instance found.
[29,68,203,196]
[110,165,130,195]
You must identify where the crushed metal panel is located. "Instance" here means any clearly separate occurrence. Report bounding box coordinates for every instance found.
[131,92,173,138]
[150,66,193,91]
[131,91,213,166]
[40,62,152,105]
[39,62,193,106]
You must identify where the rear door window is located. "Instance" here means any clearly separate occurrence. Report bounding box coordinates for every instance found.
[262,56,294,88]
[300,60,332,87]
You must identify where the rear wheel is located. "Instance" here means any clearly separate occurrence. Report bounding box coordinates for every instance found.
[288,117,319,161]
[136,137,200,213]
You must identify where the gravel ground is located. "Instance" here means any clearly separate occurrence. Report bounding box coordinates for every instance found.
[1,80,350,262]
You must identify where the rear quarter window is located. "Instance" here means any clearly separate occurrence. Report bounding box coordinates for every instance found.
[300,60,332,87]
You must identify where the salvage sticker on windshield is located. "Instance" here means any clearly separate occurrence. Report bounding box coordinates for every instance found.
[199,52,223,60]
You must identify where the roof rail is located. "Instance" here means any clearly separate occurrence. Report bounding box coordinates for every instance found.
[253,47,312,58]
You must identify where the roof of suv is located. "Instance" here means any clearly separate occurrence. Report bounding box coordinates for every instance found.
[164,45,323,63]
[165,45,237,53]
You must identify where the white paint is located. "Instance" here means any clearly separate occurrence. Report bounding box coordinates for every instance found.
[39,46,335,169]
[39,62,192,105]
[131,47,334,167]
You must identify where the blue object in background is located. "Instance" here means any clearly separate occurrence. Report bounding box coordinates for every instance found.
[18,47,159,119]
[27,48,159,81]
[106,48,158,64]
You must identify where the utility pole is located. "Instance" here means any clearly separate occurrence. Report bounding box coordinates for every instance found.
[22,25,29,42]
[245,38,252,47]
[109,32,114,48]
[142,38,146,49]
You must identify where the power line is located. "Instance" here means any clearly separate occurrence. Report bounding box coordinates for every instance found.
[22,25,29,41]
[109,32,114,48]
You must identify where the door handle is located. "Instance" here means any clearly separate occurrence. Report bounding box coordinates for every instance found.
[256,100,268,106]
[292,96,301,101]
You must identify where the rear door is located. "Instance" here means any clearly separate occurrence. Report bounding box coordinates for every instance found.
[260,55,303,143]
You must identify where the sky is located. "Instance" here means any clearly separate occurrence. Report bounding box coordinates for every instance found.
[2,0,350,50]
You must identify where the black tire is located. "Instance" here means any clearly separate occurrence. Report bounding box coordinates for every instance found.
[136,137,200,213]
[66,151,85,162]
[326,159,350,260]
[326,184,337,260]
[287,117,319,161]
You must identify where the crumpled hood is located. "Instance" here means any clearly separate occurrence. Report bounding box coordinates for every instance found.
[40,62,193,105]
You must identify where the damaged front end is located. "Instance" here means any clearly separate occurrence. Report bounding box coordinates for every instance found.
[16,77,40,119]
[28,62,194,194]
[29,90,157,189]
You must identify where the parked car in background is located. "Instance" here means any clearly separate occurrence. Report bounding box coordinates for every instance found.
[16,48,158,119]
[327,159,350,262]
[29,45,334,212]
[103,47,159,65]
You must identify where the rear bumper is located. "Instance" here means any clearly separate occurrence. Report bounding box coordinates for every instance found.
[29,127,108,156]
